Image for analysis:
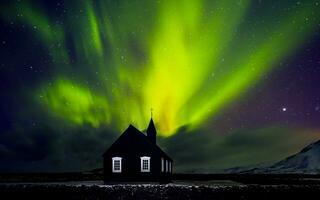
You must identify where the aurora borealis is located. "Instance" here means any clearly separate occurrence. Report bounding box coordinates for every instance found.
[1,0,320,172]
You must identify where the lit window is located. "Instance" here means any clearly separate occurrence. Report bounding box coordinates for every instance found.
[161,158,164,172]
[140,156,151,172]
[112,157,122,173]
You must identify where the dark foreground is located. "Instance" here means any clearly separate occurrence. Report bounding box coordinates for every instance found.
[1,174,320,199]
[1,182,320,200]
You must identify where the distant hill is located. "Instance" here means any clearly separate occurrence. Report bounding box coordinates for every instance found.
[267,140,320,173]
[228,140,320,174]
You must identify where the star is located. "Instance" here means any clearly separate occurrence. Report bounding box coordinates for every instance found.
[282,107,287,112]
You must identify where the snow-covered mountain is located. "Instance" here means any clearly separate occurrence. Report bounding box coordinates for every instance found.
[267,140,320,173]
[229,140,320,174]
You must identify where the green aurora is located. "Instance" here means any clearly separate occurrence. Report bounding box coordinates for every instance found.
[2,0,320,136]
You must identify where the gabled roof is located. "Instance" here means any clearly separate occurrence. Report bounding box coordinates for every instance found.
[103,124,172,161]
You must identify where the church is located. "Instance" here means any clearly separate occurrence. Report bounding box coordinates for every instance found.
[103,118,173,183]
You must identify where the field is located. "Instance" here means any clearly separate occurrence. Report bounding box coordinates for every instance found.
[1,173,320,199]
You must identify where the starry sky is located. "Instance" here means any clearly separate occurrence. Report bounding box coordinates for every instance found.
[0,0,320,172]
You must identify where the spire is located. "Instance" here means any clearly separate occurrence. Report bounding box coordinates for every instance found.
[147,118,157,144]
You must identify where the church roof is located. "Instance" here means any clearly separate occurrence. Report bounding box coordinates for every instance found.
[103,124,172,161]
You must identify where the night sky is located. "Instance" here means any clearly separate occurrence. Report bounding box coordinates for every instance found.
[0,0,320,172]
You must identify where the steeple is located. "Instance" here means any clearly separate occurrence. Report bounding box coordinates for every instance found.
[147,118,157,144]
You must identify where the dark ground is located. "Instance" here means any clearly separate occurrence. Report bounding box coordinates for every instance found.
[1,173,320,199]
[1,182,320,200]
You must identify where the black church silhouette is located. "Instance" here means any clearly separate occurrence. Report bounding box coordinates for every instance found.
[103,118,173,183]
